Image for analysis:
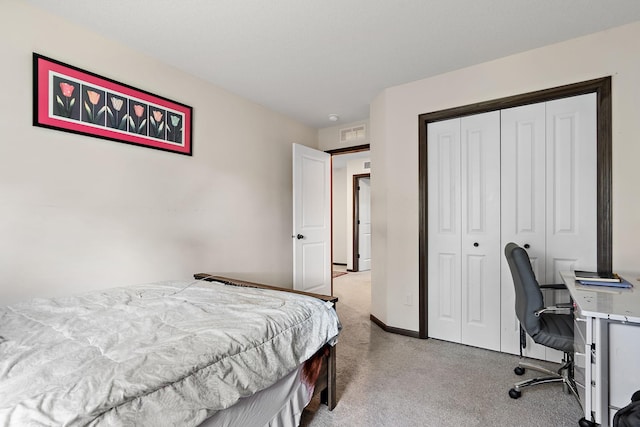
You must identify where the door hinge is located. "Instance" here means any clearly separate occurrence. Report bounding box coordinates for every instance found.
[357,254,360,258]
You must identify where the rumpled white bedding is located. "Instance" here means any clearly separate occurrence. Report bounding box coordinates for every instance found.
[200,364,311,427]
[0,280,340,426]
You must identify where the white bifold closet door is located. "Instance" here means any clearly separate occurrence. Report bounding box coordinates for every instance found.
[428,93,597,356]
[427,111,502,351]
[500,93,597,359]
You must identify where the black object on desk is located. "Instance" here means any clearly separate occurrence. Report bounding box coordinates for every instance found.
[574,270,621,283]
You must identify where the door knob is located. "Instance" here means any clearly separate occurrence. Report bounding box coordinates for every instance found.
[524,243,530,249]
[293,234,304,240]
[473,242,479,247]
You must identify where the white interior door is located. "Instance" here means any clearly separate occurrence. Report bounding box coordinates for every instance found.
[545,93,598,279]
[427,112,501,350]
[543,93,598,362]
[428,94,598,356]
[500,94,597,360]
[292,143,332,295]
[427,117,462,343]
[500,102,547,359]
[357,177,371,271]
[459,111,501,351]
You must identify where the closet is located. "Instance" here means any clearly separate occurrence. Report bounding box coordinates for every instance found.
[427,93,597,355]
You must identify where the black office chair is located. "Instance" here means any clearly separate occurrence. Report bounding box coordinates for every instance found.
[504,242,579,401]
[614,390,640,427]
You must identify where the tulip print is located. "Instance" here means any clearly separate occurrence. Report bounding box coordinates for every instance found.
[87,90,100,105]
[106,95,128,130]
[149,109,165,139]
[111,97,124,111]
[83,88,106,125]
[55,81,76,118]
[168,114,182,143]
[60,82,74,97]
[43,61,190,154]
[128,103,148,135]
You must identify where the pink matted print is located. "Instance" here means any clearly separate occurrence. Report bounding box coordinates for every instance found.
[33,53,193,156]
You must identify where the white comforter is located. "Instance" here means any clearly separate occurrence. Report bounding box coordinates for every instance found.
[0,280,340,426]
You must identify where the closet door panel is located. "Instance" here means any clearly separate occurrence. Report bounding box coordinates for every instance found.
[544,93,597,362]
[460,111,501,351]
[545,93,598,284]
[427,118,462,342]
[500,103,546,357]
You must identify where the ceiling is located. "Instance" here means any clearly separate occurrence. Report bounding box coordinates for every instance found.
[26,0,640,129]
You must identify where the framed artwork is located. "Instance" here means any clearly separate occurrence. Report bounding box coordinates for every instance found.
[33,53,193,156]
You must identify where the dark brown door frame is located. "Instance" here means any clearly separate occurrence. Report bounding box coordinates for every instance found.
[326,143,370,156]
[418,77,612,339]
[352,173,371,272]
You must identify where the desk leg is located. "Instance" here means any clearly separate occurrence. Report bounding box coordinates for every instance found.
[585,316,594,421]
[594,317,609,426]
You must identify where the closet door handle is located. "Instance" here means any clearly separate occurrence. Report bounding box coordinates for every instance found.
[473,242,479,247]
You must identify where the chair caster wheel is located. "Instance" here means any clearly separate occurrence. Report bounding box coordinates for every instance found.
[578,417,596,427]
[509,388,522,399]
[514,366,525,375]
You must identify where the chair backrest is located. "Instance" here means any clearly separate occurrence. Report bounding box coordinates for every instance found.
[504,242,545,337]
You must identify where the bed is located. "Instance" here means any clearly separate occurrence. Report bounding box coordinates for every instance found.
[0,274,341,426]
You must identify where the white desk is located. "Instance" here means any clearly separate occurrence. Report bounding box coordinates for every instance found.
[561,271,640,426]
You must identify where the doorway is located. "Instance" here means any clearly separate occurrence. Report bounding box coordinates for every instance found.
[327,145,370,273]
[353,174,371,272]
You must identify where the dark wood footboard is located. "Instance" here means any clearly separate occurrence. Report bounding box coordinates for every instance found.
[193,273,338,410]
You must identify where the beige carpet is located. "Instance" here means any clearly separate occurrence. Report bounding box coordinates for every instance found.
[300,269,584,426]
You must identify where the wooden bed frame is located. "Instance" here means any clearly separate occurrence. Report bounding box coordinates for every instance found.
[193,273,338,410]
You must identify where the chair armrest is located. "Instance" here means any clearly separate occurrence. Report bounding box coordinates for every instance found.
[534,302,574,317]
[539,283,567,290]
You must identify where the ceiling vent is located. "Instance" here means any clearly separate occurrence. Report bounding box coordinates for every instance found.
[339,124,366,143]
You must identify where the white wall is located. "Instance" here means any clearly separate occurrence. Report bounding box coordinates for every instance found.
[371,21,640,331]
[0,1,317,305]
[318,120,370,151]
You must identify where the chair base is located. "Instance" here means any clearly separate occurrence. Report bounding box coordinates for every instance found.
[508,353,581,406]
